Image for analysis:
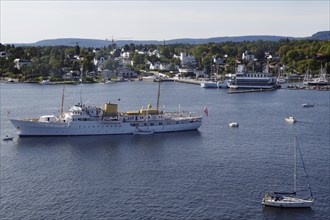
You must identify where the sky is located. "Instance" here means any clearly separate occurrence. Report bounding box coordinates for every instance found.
[1,0,329,44]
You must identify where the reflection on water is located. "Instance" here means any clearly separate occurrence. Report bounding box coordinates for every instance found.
[262,205,315,219]
[16,130,201,149]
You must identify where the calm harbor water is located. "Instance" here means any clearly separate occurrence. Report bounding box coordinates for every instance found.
[1,81,329,219]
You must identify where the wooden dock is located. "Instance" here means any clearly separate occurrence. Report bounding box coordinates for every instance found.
[174,79,201,85]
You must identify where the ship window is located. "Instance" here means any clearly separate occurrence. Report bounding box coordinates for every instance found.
[159,122,162,125]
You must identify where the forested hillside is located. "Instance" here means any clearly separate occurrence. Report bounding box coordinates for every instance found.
[0,39,329,82]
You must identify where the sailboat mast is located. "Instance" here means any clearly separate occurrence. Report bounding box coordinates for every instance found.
[297,138,314,199]
[294,136,297,193]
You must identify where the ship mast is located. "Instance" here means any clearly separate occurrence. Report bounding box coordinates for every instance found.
[156,78,161,111]
[293,136,297,193]
[80,71,83,105]
[60,85,65,117]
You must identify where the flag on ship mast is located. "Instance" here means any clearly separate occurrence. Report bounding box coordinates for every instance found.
[204,107,208,117]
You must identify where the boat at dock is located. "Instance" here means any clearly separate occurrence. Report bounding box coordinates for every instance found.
[201,81,218,88]
[307,66,328,86]
[227,64,279,90]
[201,80,227,88]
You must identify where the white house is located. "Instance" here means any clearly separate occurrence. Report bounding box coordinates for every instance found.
[119,57,134,66]
[14,59,31,70]
[136,49,148,55]
[117,66,137,78]
[178,68,194,74]
[99,69,114,81]
[62,71,80,81]
[149,62,161,70]
[213,56,224,65]
[159,63,171,71]
[0,51,7,58]
[149,49,161,58]
[93,57,106,71]
[194,68,207,78]
[242,50,255,61]
[93,48,101,54]
[180,52,196,67]
[121,51,130,58]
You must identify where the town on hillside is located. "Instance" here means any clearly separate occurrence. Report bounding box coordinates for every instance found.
[0,39,329,85]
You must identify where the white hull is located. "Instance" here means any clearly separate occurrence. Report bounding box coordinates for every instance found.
[229,122,239,127]
[285,117,296,123]
[229,84,276,89]
[11,117,202,136]
[262,196,313,208]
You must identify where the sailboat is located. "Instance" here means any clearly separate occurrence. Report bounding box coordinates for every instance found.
[262,137,314,208]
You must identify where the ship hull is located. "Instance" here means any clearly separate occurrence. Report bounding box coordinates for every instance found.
[10,118,202,136]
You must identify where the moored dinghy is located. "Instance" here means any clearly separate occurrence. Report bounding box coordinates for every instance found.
[229,122,239,127]
[285,116,296,123]
[302,103,314,108]
[2,135,13,141]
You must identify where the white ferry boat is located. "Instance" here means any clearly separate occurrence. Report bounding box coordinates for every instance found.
[227,64,278,90]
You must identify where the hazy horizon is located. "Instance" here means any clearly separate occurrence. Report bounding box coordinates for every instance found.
[1,0,329,44]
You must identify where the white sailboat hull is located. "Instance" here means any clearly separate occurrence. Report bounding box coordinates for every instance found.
[262,196,313,208]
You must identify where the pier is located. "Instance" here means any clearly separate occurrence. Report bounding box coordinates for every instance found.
[227,88,279,94]
[173,78,201,85]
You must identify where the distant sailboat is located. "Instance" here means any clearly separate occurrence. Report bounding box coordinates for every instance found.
[262,137,314,208]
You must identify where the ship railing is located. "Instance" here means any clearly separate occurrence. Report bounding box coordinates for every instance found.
[163,111,200,118]
[22,118,39,122]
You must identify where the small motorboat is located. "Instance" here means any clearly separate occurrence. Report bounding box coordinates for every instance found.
[229,122,239,127]
[285,117,296,123]
[3,135,13,141]
[302,103,314,108]
[133,128,154,135]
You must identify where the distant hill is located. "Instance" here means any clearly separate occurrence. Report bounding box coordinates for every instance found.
[8,31,329,47]
[308,31,330,40]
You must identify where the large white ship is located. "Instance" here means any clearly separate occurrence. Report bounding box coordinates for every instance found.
[10,81,203,138]
[10,102,202,136]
